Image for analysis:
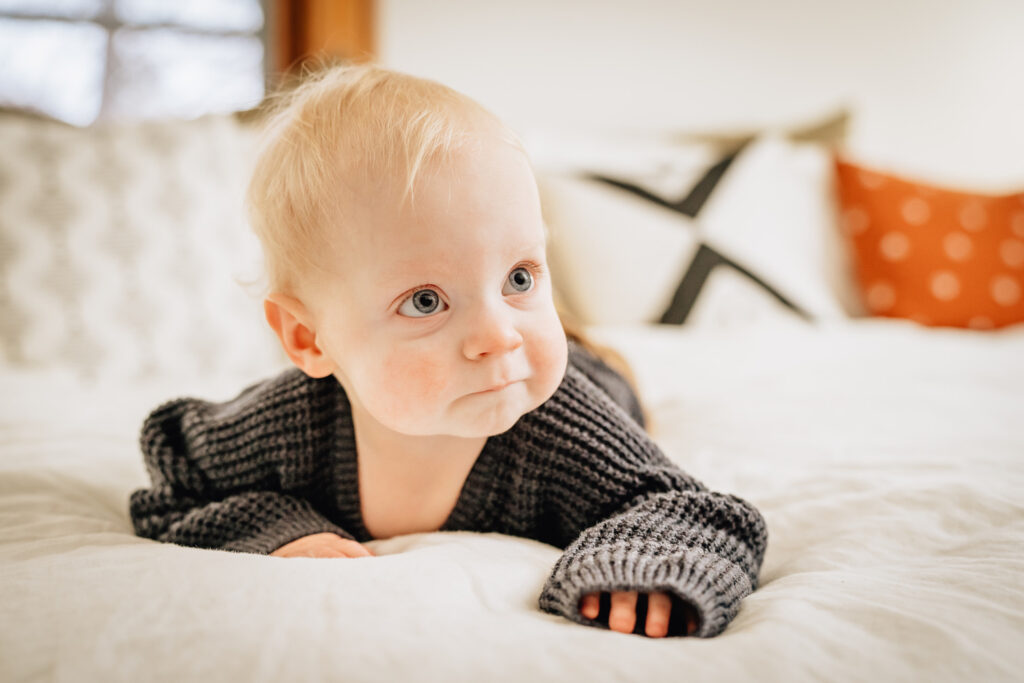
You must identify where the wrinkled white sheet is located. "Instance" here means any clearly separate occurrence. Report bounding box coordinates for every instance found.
[2,318,1023,682]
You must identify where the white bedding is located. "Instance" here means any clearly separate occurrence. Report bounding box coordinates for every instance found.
[2,318,1022,682]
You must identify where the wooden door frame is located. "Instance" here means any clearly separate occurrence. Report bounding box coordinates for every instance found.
[271,0,375,75]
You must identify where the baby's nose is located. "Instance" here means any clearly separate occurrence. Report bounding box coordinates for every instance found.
[462,306,523,360]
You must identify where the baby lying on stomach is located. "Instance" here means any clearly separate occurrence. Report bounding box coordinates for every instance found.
[129,62,768,639]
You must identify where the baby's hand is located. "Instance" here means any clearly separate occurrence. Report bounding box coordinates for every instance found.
[270,532,376,559]
[579,590,699,638]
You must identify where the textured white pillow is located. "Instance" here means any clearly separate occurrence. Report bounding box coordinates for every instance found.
[0,109,286,384]
[535,134,862,328]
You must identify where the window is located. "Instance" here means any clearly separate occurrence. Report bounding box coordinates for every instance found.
[0,0,267,126]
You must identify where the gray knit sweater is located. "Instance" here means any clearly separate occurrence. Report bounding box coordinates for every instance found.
[129,341,768,638]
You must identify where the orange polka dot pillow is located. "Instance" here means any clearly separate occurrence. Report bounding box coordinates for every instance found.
[833,156,1024,330]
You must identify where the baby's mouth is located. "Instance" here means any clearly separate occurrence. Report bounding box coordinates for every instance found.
[471,379,523,395]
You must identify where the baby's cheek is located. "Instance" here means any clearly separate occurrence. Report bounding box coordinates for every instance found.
[528,319,569,395]
[377,349,450,415]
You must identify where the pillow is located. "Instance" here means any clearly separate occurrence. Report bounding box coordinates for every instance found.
[696,134,862,320]
[832,156,1024,330]
[537,141,727,325]
[534,126,858,328]
[0,109,286,384]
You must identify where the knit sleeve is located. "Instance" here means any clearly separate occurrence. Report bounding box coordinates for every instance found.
[531,365,768,638]
[128,370,356,555]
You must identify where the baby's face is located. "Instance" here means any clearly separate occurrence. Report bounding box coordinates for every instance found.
[305,132,568,438]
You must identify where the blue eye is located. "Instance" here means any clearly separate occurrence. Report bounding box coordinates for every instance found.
[398,289,448,317]
[503,267,533,294]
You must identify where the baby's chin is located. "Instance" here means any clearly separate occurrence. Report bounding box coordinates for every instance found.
[452,407,528,438]
[454,378,563,436]
[394,387,543,438]
[389,413,523,439]
[439,399,532,438]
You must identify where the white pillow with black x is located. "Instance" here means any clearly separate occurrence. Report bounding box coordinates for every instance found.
[536,134,857,328]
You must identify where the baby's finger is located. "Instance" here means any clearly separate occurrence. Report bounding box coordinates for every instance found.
[687,611,699,636]
[273,545,347,558]
[608,591,639,634]
[579,592,601,620]
[672,598,700,636]
[644,592,673,638]
[335,538,375,558]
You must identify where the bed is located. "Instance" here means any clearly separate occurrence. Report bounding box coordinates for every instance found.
[1,317,1022,681]
[1,105,1023,682]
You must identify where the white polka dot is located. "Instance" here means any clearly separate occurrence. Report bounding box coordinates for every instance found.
[968,316,994,330]
[1012,212,1024,238]
[943,232,973,262]
[879,231,910,261]
[842,206,870,236]
[959,201,988,232]
[857,170,885,189]
[1000,239,1024,268]
[991,275,1021,306]
[866,281,896,311]
[901,197,931,226]
[930,271,960,301]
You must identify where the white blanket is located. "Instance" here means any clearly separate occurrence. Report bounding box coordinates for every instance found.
[2,318,1022,682]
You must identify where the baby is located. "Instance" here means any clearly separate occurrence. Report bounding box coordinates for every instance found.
[129,62,768,639]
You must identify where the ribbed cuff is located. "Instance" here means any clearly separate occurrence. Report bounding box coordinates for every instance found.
[220,499,356,556]
[538,544,753,638]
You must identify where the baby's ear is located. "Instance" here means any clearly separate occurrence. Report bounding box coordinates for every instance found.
[263,294,336,378]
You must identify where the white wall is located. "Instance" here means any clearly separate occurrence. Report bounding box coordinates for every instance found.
[377,0,1024,189]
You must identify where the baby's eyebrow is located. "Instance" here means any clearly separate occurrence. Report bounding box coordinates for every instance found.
[508,240,546,257]
[388,242,544,274]
[381,241,546,288]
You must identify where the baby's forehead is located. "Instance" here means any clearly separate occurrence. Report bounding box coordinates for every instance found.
[341,140,527,216]
[310,129,537,257]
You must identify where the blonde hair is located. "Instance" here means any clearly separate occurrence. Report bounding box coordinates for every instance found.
[245,59,526,297]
